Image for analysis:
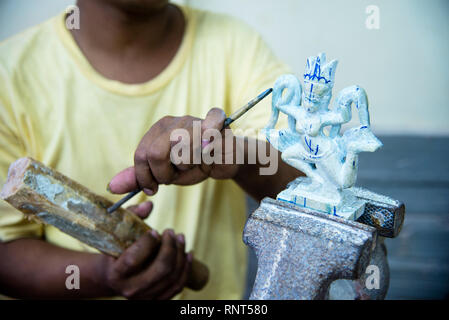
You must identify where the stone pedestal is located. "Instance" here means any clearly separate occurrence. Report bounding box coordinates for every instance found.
[277,177,366,220]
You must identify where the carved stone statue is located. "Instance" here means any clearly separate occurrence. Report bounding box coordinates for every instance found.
[264,53,382,220]
[241,53,404,300]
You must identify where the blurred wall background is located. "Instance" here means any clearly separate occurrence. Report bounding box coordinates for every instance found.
[0,0,448,136]
[187,0,449,136]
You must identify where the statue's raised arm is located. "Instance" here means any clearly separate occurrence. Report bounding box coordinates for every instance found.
[328,85,371,138]
[264,74,302,132]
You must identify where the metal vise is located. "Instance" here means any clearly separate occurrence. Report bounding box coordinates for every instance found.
[243,190,405,300]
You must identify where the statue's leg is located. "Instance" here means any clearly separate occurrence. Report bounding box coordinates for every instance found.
[316,152,358,189]
[331,125,382,188]
[281,146,324,184]
[338,152,358,188]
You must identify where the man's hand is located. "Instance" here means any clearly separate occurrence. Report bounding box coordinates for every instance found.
[108,108,239,195]
[0,201,192,300]
[107,107,303,202]
[98,201,192,300]
[101,228,192,300]
[126,201,154,219]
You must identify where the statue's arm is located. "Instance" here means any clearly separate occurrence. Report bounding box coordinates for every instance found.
[265,74,302,131]
[264,104,301,132]
[321,107,350,127]
[264,106,279,130]
[276,104,301,120]
[327,85,369,136]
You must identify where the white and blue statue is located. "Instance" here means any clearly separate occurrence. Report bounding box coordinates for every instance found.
[264,53,382,220]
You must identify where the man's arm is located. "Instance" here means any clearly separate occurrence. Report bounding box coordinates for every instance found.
[0,238,112,299]
[232,138,303,202]
[0,205,192,300]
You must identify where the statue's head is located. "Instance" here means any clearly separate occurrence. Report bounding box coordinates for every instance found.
[302,53,338,112]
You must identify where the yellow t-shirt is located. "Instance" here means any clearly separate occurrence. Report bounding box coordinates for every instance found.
[0,5,289,299]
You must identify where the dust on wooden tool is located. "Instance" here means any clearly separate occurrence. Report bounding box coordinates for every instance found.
[0,157,209,291]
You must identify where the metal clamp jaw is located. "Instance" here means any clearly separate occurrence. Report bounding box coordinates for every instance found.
[243,192,405,300]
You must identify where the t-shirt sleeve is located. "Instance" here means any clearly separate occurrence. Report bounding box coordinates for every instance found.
[0,67,44,242]
[224,19,291,139]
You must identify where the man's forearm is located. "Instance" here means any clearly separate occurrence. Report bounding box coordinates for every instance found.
[233,139,303,202]
[0,238,114,299]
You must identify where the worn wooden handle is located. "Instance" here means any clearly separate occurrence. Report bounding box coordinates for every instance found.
[0,157,209,291]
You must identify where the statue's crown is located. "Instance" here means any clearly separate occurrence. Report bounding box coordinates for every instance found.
[303,53,338,87]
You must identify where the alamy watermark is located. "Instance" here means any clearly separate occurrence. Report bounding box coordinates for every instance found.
[65,264,80,290]
[365,264,380,290]
[365,5,380,30]
[66,5,80,30]
[64,5,380,32]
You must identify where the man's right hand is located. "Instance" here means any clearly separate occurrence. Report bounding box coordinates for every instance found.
[100,229,192,300]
